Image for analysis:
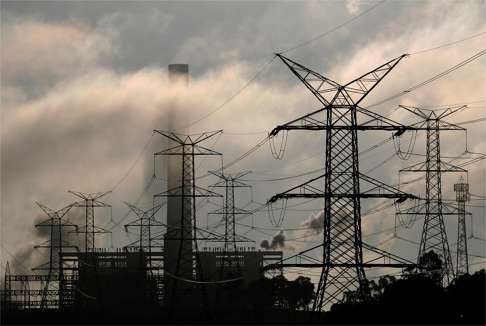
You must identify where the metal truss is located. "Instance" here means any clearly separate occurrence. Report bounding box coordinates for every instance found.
[2,262,11,311]
[152,130,224,318]
[68,191,112,252]
[263,241,416,270]
[32,203,78,309]
[2,264,77,310]
[397,105,466,285]
[209,171,254,274]
[123,202,164,253]
[268,53,418,312]
[454,177,470,276]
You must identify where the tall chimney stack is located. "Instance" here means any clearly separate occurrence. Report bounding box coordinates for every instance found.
[168,64,189,86]
[164,64,193,297]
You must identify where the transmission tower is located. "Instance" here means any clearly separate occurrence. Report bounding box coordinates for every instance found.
[209,171,253,274]
[153,130,224,318]
[397,105,466,284]
[123,202,164,253]
[268,53,418,311]
[68,191,111,252]
[32,202,78,308]
[3,262,11,311]
[454,176,470,276]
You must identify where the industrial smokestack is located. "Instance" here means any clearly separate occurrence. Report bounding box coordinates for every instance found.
[164,64,193,292]
[167,64,189,131]
[168,64,189,86]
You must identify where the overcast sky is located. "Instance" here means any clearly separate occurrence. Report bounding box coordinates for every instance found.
[1,0,485,281]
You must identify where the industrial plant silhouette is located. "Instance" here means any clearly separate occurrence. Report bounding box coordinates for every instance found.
[1,53,485,325]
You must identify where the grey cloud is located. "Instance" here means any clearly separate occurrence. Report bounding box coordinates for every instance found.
[1,17,117,98]
[1,1,432,78]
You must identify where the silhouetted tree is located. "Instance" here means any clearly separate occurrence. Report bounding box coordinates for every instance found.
[247,275,315,313]
[289,276,314,310]
[247,277,274,313]
[446,269,486,324]
[417,250,443,284]
[272,275,289,308]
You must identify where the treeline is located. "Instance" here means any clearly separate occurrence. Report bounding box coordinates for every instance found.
[248,275,314,311]
[326,268,485,324]
[244,251,486,324]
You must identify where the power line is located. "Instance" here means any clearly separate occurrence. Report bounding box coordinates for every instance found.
[243,168,322,182]
[405,48,486,92]
[368,48,486,108]
[0,244,32,274]
[470,193,486,199]
[409,30,486,55]
[364,153,396,174]
[110,132,155,192]
[193,136,271,184]
[416,99,486,109]
[279,0,387,54]
[457,116,486,126]
[396,235,486,259]
[470,260,486,267]
[176,56,276,131]
[223,130,268,136]
[212,136,272,175]
[245,136,394,182]
[106,174,160,232]
[166,1,390,132]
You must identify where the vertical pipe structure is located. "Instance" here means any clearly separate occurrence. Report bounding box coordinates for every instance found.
[454,177,469,276]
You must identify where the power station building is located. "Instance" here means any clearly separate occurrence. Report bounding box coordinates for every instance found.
[198,247,283,284]
[59,249,164,310]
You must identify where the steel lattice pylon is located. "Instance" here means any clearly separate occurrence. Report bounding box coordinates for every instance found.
[454,177,470,276]
[123,202,164,253]
[3,262,11,311]
[32,203,77,308]
[397,106,466,284]
[153,130,224,318]
[68,191,111,252]
[209,171,253,274]
[268,53,418,311]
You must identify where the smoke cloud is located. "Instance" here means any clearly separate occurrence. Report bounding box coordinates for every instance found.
[260,230,293,251]
[302,211,325,236]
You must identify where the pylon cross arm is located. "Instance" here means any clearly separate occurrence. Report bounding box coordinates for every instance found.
[268,173,416,203]
[401,160,466,173]
[342,54,407,105]
[270,104,415,137]
[277,53,406,109]
[209,207,252,215]
[276,54,340,107]
[154,129,222,146]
